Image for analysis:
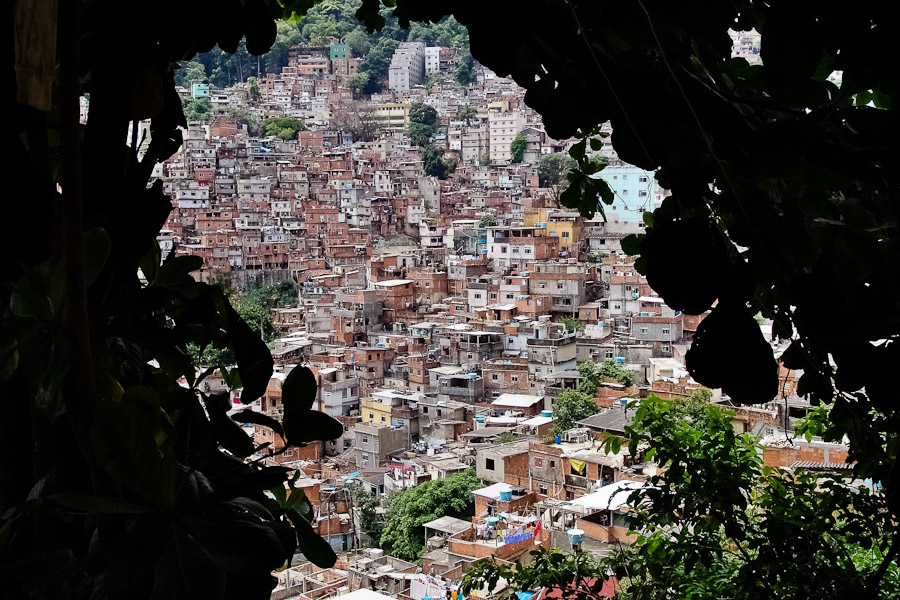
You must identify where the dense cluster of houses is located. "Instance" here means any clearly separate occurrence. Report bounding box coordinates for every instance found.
[151,32,845,600]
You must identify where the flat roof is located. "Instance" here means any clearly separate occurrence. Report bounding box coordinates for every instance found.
[493,393,544,407]
[520,415,553,426]
[374,279,413,287]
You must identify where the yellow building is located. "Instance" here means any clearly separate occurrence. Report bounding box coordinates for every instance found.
[524,208,584,253]
[361,396,393,425]
[371,102,411,130]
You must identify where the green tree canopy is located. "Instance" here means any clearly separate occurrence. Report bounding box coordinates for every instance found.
[478,214,497,227]
[407,121,435,147]
[380,470,480,561]
[464,395,900,599]
[422,144,453,179]
[183,97,211,123]
[551,388,600,433]
[260,117,306,139]
[174,60,207,87]
[597,358,633,387]
[457,104,477,126]
[509,134,526,163]
[409,102,438,129]
[455,50,475,86]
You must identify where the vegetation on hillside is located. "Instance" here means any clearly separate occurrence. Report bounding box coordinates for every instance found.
[380,469,480,561]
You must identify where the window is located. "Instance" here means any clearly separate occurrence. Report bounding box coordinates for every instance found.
[565,490,575,501]
[506,294,514,300]
[539,485,548,495]
[362,452,369,461]
[368,413,374,421]
[486,458,495,471]
[639,175,648,182]
[625,285,632,291]
[640,327,649,334]
[639,190,648,197]
[362,436,369,443]
[492,374,499,381]
[423,406,429,413]
[474,293,482,299]
[467,353,474,359]
[557,283,564,289]
[662,343,670,352]
[534,458,543,467]
[525,248,531,253]
[605,350,614,359]
[622,189,629,195]
[562,231,569,238]
[622,174,628,180]
[381,415,386,422]
[501,246,507,253]
[550,460,556,468]
[662,327,670,334]
[511,375,519,383]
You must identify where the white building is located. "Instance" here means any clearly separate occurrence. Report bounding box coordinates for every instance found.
[488,109,525,164]
[388,42,426,92]
[425,47,442,75]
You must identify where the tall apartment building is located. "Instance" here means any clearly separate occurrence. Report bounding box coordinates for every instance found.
[388,42,426,92]
[424,47,441,75]
[488,109,526,164]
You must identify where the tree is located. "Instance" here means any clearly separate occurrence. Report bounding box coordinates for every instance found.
[479,214,497,228]
[260,117,306,139]
[351,487,383,546]
[344,29,371,57]
[551,389,600,433]
[345,71,370,98]
[409,102,438,129]
[331,101,381,141]
[174,60,207,87]
[380,470,480,561]
[464,395,900,600]
[455,50,475,86]
[457,104,477,126]
[597,358,633,387]
[183,97,211,123]
[559,315,583,334]
[575,360,600,396]
[407,121,435,147]
[538,153,577,208]
[509,134,526,163]
[7,2,345,586]
[422,145,452,180]
[246,76,260,101]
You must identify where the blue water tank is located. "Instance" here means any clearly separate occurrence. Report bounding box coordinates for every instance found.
[554,434,561,444]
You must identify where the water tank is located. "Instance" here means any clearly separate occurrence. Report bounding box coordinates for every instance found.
[554,434,561,444]
[567,528,585,545]
[499,485,513,502]
[541,410,552,418]
[475,415,485,423]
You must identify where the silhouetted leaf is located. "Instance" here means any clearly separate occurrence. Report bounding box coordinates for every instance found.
[231,409,283,438]
[284,410,343,445]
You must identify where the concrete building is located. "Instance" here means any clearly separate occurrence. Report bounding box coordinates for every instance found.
[388,42,426,92]
[488,109,525,164]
